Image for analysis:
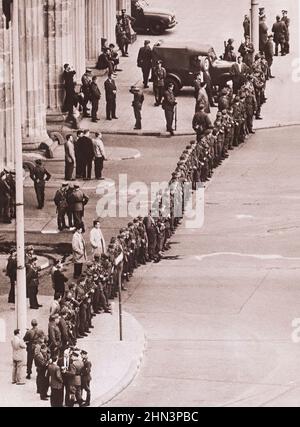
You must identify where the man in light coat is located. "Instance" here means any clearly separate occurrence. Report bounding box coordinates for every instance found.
[72,227,87,279]
[11,329,26,385]
[90,220,106,257]
[64,134,76,181]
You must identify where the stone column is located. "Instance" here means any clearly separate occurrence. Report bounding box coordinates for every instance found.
[44,0,74,121]
[0,3,14,170]
[19,0,49,147]
[85,0,117,66]
[72,0,86,83]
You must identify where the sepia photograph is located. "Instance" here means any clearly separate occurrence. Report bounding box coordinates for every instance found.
[0,0,299,411]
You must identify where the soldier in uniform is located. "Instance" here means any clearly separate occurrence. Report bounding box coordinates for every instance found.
[281,10,290,54]
[253,70,265,120]
[26,257,42,310]
[23,319,44,379]
[81,69,92,117]
[218,88,230,112]
[120,8,135,56]
[0,170,12,223]
[238,36,255,67]
[272,15,287,56]
[162,82,177,136]
[245,87,257,134]
[64,351,84,407]
[81,350,92,406]
[192,104,213,142]
[232,96,243,146]
[30,159,51,210]
[153,60,167,106]
[130,85,144,130]
[54,183,69,232]
[137,40,153,89]
[34,343,50,400]
[6,248,17,303]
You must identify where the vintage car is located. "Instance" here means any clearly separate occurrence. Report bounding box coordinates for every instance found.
[131,0,177,35]
[152,40,234,94]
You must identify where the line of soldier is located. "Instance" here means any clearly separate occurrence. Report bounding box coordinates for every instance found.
[21,316,92,407]
[0,168,16,224]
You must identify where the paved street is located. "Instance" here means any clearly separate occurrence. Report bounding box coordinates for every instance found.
[108,126,300,407]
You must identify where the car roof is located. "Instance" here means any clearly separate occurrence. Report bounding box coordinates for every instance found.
[153,40,214,54]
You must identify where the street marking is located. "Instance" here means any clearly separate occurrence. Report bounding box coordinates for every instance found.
[195,253,300,262]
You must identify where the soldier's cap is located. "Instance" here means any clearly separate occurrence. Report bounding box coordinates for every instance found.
[234,96,240,102]
[31,319,38,326]
[240,93,246,99]
[10,247,16,254]
[157,60,163,64]
[26,245,34,251]
[74,182,80,188]
[133,218,139,223]
[121,8,126,12]
[86,261,93,268]
[86,68,92,74]
[222,110,227,115]
[137,216,143,220]
[62,182,68,187]
[72,352,79,357]
[268,34,273,38]
[128,222,134,227]
[167,82,174,88]
[221,88,228,95]
[198,104,205,110]
[144,40,151,45]
[35,159,42,165]
[60,307,69,316]
[227,38,234,44]
[120,228,127,233]
[81,350,88,356]
[282,10,287,13]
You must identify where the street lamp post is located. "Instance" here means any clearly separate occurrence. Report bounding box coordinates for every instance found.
[251,0,260,52]
[12,0,27,334]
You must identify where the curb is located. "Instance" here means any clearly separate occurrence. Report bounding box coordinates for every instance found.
[91,312,147,408]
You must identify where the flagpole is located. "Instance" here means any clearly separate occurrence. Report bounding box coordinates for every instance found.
[12,0,27,334]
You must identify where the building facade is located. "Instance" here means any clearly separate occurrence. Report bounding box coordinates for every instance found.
[0,0,127,170]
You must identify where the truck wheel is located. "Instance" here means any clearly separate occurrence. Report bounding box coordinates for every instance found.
[165,77,181,95]
[150,23,163,35]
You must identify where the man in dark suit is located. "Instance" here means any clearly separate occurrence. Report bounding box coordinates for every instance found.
[162,83,177,136]
[137,40,152,88]
[74,130,84,179]
[259,15,269,53]
[62,64,76,118]
[47,356,64,407]
[104,74,118,120]
[230,56,249,94]
[90,76,101,123]
[81,130,94,180]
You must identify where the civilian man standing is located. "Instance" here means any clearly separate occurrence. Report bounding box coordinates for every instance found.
[64,134,76,181]
[93,133,107,180]
[47,356,64,407]
[104,73,118,120]
[90,220,106,256]
[90,76,101,123]
[72,227,87,279]
[137,40,152,89]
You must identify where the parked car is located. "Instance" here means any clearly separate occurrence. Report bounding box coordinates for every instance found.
[131,0,177,35]
[152,40,234,94]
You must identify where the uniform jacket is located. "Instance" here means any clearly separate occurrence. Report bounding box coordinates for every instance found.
[6,255,17,281]
[132,92,144,109]
[30,166,51,184]
[264,41,274,60]
[66,359,84,386]
[192,111,213,133]
[48,321,62,349]
[26,264,39,289]
[82,360,92,382]
[162,90,176,111]
[72,232,87,264]
[153,67,166,87]
[272,21,287,42]
[11,336,26,362]
[137,46,153,69]
[54,188,68,209]
[47,363,63,390]
[104,78,117,100]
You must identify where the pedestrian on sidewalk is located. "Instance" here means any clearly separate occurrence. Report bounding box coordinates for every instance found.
[30,159,51,210]
[72,226,87,279]
[162,82,177,136]
[6,248,17,303]
[23,319,44,380]
[64,134,76,181]
[90,76,101,123]
[137,40,153,89]
[104,73,118,120]
[90,220,106,257]
[47,356,64,407]
[130,86,144,130]
[93,133,107,180]
[11,329,26,385]
[265,35,275,78]
[82,130,95,181]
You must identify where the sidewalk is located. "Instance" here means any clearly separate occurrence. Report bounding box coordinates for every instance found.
[0,294,146,407]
